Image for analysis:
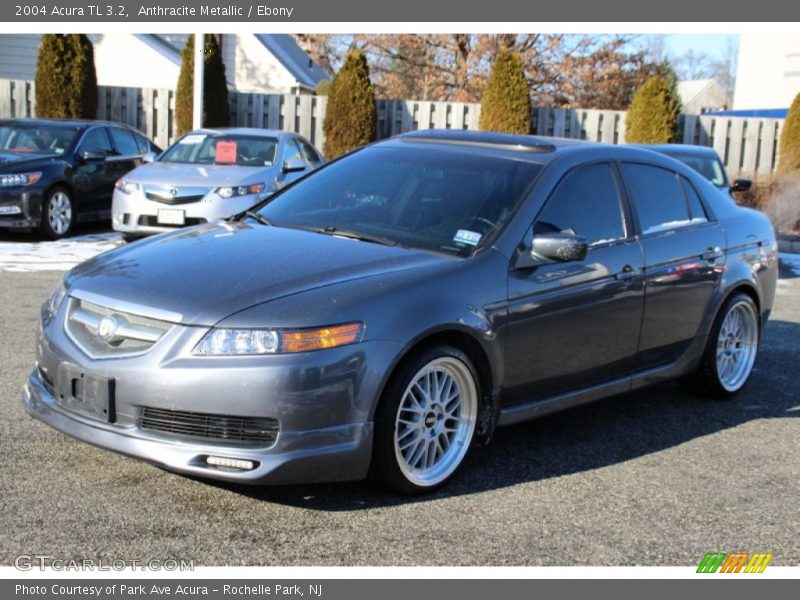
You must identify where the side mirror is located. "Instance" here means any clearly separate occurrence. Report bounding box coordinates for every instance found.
[282,158,306,173]
[80,149,106,162]
[142,151,157,164]
[532,232,589,263]
[730,178,752,193]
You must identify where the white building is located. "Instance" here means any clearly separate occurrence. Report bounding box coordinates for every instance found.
[0,34,329,95]
[733,33,800,110]
[677,79,730,115]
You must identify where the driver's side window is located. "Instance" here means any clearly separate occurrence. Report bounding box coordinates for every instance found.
[534,163,626,246]
[77,127,113,156]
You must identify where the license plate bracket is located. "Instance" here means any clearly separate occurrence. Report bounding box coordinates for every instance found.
[56,363,115,423]
[157,208,185,226]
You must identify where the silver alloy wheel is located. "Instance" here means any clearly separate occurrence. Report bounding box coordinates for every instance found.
[47,191,72,235]
[716,300,759,392]
[393,356,477,487]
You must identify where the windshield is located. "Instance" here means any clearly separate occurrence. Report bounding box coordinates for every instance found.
[258,145,542,256]
[0,124,78,155]
[159,133,279,167]
[670,153,727,187]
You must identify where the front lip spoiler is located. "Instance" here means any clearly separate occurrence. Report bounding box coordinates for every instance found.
[21,368,373,486]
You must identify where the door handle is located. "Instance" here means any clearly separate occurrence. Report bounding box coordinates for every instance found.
[701,246,723,262]
[614,264,641,281]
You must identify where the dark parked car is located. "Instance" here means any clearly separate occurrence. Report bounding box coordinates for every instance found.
[639,144,752,196]
[0,118,160,239]
[23,130,777,494]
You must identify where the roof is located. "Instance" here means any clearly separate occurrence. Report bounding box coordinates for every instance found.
[636,143,720,158]
[190,127,297,137]
[0,117,136,130]
[677,79,721,106]
[400,129,588,151]
[134,34,181,66]
[255,34,330,89]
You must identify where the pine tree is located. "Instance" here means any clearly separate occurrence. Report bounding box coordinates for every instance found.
[35,35,71,119]
[175,34,230,136]
[66,34,98,119]
[778,93,800,175]
[322,51,377,159]
[624,75,680,144]
[479,50,532,134]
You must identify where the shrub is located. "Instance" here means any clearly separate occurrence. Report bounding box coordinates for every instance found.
[624,75,680,143]
[778,93,800,175]
[66,34,98,119]
[323,51,377,159]
[35,35,72,119]
[479,50,532,134]
[315,80,331,96]
[35,34,98,119]
[175,34,230,136]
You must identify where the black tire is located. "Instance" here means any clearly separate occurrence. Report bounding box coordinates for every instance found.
[682,292,760,399]
[370,344,480,495]
[39,186,75,240]
[122,233,141,243]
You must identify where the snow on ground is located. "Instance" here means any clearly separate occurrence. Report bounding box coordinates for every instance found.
[0,232,123,273]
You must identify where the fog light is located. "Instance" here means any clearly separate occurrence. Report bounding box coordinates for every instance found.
[0,205,22,215]
[206,456,255,471]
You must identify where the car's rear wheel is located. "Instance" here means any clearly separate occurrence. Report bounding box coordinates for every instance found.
[40,186,74,240]
[685,292,760,399]
[371,345,479,494]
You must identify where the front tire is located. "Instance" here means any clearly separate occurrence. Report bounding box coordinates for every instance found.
[371,345,479,494]
[40,186,74,240]
[685,293,760,399]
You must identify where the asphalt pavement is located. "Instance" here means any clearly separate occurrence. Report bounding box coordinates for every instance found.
[0,235,798,566]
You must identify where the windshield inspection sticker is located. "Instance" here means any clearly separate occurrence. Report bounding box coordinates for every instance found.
[454,229,482,246]
[180,134,206,145]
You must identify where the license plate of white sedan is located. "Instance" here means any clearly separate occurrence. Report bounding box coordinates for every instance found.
[157,209,185,225]
[56,363,115,423]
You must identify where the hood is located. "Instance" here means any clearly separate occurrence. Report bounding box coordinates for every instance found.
[66,222,449,326]
[127,161,274,187]
[0,150,57,169]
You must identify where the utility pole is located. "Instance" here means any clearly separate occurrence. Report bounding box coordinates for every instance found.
[192,34,204,130]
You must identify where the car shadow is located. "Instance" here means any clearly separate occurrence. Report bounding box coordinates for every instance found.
[0,221,113,243]
[203,317,800,511]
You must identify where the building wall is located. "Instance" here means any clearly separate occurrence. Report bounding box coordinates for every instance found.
[682,84,730,115]
[221,34,300,95]
[734,33,800,110]
[0,34,40,80]
[87,34,180,89]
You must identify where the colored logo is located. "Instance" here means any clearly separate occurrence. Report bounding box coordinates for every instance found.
[697,552,773,573]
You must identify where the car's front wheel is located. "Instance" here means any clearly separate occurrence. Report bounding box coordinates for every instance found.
[371,345,479,494]
[40,186,74,240]
[686,292,760,398]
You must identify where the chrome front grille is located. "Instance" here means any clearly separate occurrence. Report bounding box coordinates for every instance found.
[139,407,280,446]
[65,297,173,358]
[144,185,210,205]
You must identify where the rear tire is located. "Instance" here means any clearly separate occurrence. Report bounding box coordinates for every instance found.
[370,345,479,495]
[40,186,74,240]
[683,293,760,399]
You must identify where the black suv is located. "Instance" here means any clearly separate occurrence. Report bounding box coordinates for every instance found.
[0,119,159,239]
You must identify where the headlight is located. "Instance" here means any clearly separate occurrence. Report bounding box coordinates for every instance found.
[114,179,140,194]
[193,322,363,356]
[0,172,42,187]
[43,281,67,324]
[215,183,266,199]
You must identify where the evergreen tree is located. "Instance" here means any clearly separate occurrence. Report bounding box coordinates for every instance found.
[479,50,532,134]
[175,34,230,136]
[778,93,800,175]
[624,75,680,143]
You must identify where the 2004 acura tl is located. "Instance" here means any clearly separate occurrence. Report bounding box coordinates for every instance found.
[22,130,777,494]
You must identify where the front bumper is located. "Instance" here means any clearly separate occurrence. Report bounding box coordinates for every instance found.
[23,303,402,485]
[0,187,44,229]
[111,188,270,237]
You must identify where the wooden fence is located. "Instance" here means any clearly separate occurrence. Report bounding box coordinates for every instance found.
[0,78,784,177]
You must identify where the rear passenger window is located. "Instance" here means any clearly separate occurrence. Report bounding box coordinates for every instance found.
[679,176,708,222]
[621,164,694,235]
[297,139,321,163]
[534,163,626,245]
[109,128,139,156]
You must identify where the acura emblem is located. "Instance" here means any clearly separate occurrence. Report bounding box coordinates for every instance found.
[169,187,178,197]
[97,316,118,344]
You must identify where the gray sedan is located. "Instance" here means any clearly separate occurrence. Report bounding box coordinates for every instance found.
[23,130,777,495]
[111,128,323,241]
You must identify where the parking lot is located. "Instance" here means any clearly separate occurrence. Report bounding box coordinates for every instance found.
[0,229,798,566]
